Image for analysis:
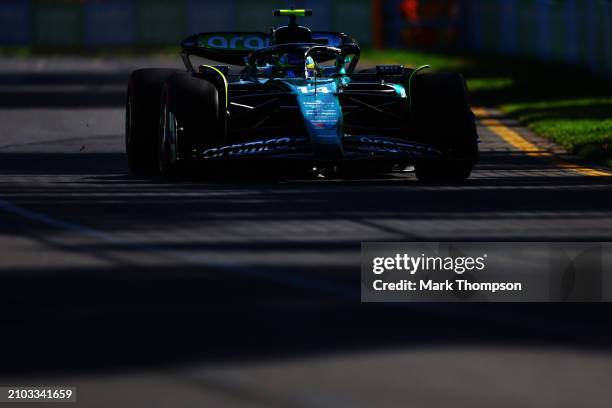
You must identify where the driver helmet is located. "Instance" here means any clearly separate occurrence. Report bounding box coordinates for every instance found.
[278,53,305,78]
[305,56,316,77]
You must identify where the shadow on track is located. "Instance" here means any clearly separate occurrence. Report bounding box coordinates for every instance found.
[3,262,612,377]
[1,152,611,227]
[1,151,612,377]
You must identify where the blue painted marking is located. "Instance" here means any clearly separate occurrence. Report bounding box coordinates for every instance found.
[499,0,518,54]
[0,1,30,46]
[84,1,135,46]
[468,2,483,50]
[586,0,598,71]
[603,0,612,79]
[565,0,579,63]
[536,0,551,59]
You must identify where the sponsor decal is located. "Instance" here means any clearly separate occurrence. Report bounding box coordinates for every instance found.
[297,82,341,132]
[352,136,438,155]
[199,34,270,51]
[301,99,340,130]
[298,85,332,94]
[202,137,305,159]
[311,33,343,47]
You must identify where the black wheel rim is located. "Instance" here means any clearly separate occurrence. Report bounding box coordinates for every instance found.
[159,98,177,174]
[126,95,133,152]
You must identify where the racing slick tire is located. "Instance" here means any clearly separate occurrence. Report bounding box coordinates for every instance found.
[159,72,221,180]
[126,69,182,173]
[412,72,478,183]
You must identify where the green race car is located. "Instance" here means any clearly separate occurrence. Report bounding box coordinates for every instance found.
[126,9,478,181]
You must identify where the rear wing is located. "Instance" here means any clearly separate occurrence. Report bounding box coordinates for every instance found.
[181,31,359,67]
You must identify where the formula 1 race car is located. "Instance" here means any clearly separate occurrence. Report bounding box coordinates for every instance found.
[126,9,478,182]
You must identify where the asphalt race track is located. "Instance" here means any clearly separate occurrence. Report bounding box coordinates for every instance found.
[1,58,612,407]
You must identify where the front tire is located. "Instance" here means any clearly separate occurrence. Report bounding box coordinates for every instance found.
[158,95,182,179]
[158,73,222,180]
[126,69,182,173]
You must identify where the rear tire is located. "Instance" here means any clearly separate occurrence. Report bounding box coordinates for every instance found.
[412,72,478,183]
[126,69,182,173]
[159,73,222,180]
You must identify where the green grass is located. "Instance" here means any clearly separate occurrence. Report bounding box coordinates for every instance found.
[466,77,514,91]
[361,49,612,166]
[503,98,612,165]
